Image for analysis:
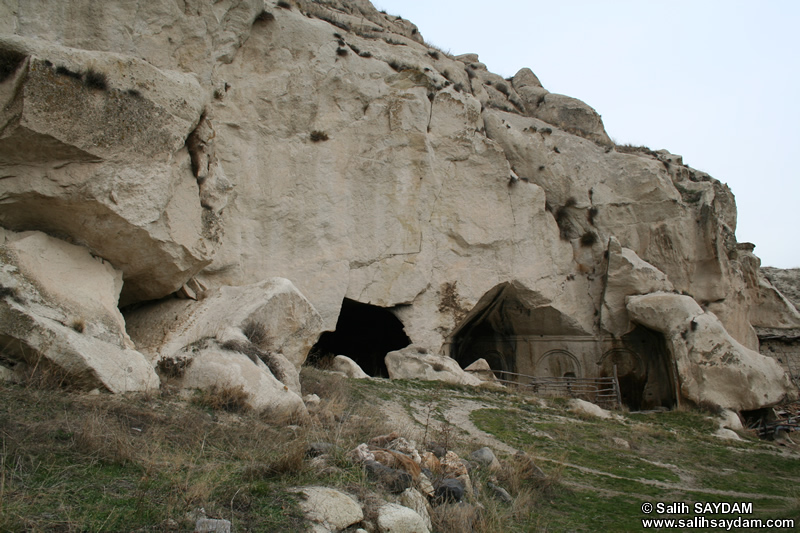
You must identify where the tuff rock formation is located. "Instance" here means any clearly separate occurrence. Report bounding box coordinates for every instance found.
[0,0,796,411]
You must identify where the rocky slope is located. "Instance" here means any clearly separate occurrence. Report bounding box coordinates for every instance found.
[0,0,797,411]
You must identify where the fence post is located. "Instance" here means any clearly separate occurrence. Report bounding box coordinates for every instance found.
[612,364,622,410]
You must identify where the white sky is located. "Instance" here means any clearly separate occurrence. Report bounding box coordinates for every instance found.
[373,0,800,268]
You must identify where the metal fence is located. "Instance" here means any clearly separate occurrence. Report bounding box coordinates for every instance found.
[492,370,622,410]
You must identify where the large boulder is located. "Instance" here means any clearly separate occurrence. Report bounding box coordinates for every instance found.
[385,346,482,386]
[125,278,323,369]
[601,237,673,336]
[0,230,158,392]
[175,341,307,423]
[627,292,796,410]
[0,36,218,305]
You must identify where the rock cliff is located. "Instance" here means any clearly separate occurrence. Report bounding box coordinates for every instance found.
[0,0,796,411]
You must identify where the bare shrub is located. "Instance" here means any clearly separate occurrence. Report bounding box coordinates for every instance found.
[84,68,108,91]
[192,384,250,413]
[255,10,275,23]
[242,320,269,347]
[310,130,329,142]
[74,411,138,465]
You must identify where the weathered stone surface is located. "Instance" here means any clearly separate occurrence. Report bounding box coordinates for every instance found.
[377,502,430,533]
[627,292,796,410]
[1,0,794,407]
[601,237,673,336]
[195,518,231,533]
[464,359,496,382]
[569,398,613,419]
[399,488,433,532]
[291,486,364,532]
[0,36,216,305]
[176,341,307,423]
[0,231,158,392]
[125,278,323,368]
[385,346,482,386]
[332,355,371,379]
[469,447,500,470]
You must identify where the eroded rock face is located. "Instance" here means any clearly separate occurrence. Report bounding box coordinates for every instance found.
[1,0,796,408]
[627,292,796,410]
[0,230,158,392]
[125,278,323,369]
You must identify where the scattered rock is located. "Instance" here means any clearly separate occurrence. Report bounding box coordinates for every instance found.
[487,481,512,503]
[291,486,364,532]
[377,502,430,533]
[569,398,613,419]
[469,447,500,470]
[399,488,433,532]
[464,359,496,382]
[611,437,631,450]
[385,347,482,387]
[195,518,231,533]
[365,460,413,493]
[332,355,371,379]
[434,478,464,505]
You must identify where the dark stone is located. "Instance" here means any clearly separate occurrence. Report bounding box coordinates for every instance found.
[434,478,464,505]
[364,460,412,493]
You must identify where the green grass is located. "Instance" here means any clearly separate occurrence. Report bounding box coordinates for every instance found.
[1,370,798,532]
[470,403,800,531]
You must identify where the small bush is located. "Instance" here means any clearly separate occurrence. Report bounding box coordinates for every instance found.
[157,356,191,379]
[193,384,250,413]
[0,48,26,83]
[55,65,82,80]
[125,88,142,98]
[310,130,329,142]
[454,83,463,92]
[359,51,372,58]
[384,38,406,46]
[348,43,361,54]
[276,0,291,9]
[336,47,348,56]
[564,196,577,208]
[428,50,440,60]
[70,318,86,333]
[242,320,269,347]
[580,231,597,247]
[255,10,275,23]
[84,68,108,91]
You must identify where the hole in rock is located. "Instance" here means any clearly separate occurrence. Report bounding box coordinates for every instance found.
[308,298,410,377]
[448,283,677,410]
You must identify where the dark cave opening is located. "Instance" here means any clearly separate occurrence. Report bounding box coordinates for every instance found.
[608,325,677,411]
[308,298,411,378]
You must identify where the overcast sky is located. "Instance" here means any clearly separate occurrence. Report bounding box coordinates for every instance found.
[374,0,800,269]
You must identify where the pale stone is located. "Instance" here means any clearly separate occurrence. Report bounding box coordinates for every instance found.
[627,292,796,410]
[291,486,364,532]
[569,398,612,419]
[385,347,482,386]
[332,355,371,379]
[0,231,158,393]
[377,502,430,533]
[178,343,307,423]
[464,358,496,382]
[601,237,673,336]
[195,518,231,533]
[399,488,433,532]
[125,278,323,368]
[718,409,744,431]
[714,428,742,441]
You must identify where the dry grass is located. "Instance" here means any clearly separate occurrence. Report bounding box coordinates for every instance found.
[191,384,250,413]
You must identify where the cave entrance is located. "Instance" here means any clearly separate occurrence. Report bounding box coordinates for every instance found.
[602,325,677,411]
[308,298,411,378]
[449,282,587,378]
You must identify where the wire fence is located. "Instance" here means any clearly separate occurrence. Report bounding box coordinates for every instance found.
[492,370,622,410]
